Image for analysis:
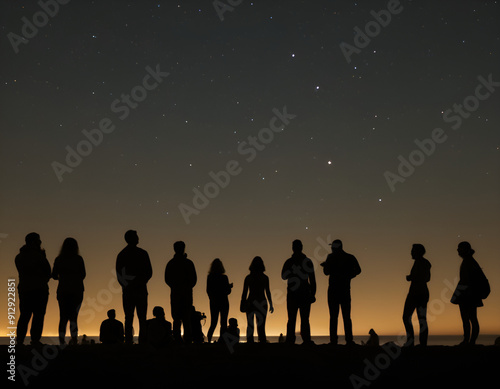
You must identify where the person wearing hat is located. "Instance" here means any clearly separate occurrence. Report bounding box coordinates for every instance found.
[321,239,361,345]
[451,241,489,346]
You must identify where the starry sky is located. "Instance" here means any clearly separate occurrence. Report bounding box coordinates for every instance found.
[1,0,499,339]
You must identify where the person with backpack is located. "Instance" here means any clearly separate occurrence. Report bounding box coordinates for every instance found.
[451,241,490,346]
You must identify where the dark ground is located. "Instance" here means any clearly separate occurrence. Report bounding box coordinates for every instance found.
[5,342,500,388]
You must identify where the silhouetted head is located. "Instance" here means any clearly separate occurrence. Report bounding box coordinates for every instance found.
[209,258,225,274]
[369,328,376,335]
[457,241,475,258]
[152,306,165,319]
[228,318,238,327]
[25,232,41,249]
[249,256,265,273]
[330,239,343,253]
[59,237,79,256]
[173,241,185,255]
[292,239,303,254]
[107,309,116,319]
[124,230,139,246]
[411,244,426,259]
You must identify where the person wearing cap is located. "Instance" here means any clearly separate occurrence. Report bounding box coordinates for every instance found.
[321,239,361,345]
[451,241,489,346]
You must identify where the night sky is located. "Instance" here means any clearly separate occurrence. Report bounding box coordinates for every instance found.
[1,0,499,338]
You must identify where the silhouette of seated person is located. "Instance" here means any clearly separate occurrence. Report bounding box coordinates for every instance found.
[363,328,379,346]
[226,318,240,343]
[146,306,173,348]
[191,306,206,344]
[99,309,125,344]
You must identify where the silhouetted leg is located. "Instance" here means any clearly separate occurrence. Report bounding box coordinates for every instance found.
[469,306,479,345]
[219,300,229,338]
[17,292,34,345]
[402,295,416,346]
[122,292,135,343]
[459,304,471,344]
[328,291,340,344]
[256,307,267,343]
[69,294,83,342]
[30,291,48,343]
[136,293,148,344]
[286,296,299,343]
[341,294,353,344]
[57,297,69,344]
[171,298,182,342]
[299,302,312,343]
[246,310,255,343]
[207,300,220,342]
[182,304,193,344]
[417,303,428,346]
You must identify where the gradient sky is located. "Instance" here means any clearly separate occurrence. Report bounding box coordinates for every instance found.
[1,0,499,339]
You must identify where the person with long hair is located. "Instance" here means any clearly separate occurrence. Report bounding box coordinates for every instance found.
[206,258,233,343]
[52,237,86,345]
[451,241,489,345]
[241,256,274,343]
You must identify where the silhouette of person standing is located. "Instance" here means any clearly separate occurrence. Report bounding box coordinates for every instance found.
[241,256,274,343]
[164,241,197,344]
[281,239,316,344]
[451,241,488,345]
[99,309,124,344]
[52,237,86,345]
[206,258,233,343]
[402,244,431,347]
[116,230,152,344]
[321,239,361,345]
[15,233,51,346]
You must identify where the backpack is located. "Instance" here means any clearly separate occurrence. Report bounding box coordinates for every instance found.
[477,267,491,300]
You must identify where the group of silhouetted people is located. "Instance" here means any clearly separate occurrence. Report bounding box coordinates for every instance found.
[15,230,490,347]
